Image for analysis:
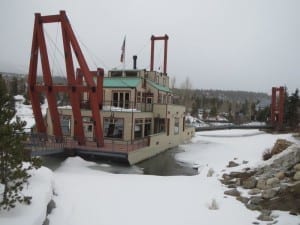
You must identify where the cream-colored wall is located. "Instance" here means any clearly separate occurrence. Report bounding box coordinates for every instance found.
[128,125,195,165]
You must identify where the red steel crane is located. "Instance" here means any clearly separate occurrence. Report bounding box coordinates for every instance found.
[27,11,104,147]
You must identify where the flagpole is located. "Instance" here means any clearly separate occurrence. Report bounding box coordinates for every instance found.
[121,36,126,77]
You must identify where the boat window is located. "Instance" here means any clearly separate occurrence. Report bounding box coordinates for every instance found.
[60,115,71,135]
[144,118,152,136]
[112,91,130,109]
[126,71,138,77]
[104,118,124,139]
[134,119,143,139]
[174,118,179,135]
[110,71,122,77]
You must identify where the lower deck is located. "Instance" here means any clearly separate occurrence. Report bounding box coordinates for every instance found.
[26,126,195,164]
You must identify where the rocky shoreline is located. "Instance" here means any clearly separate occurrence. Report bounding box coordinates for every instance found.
[221,140,300,222]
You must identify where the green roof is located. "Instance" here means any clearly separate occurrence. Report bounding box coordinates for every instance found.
[104,77,141,88]
[147,80,171,93]
[103,77,172,93]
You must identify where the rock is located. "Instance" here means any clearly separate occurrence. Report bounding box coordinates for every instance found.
[293,171,300,181]
[227,184,237,189]
[294,163,300,171]
[275,172,285,180]
[47,199,56,214]
[248,188,261,195]
[252,222,259,225]
[257,210,273,221]
[242,160,249,164]
[257,179,267,190]
[289,210,298,216]
[262,189,277,199]
[247,202,261,210]
[224,188,240,197]
[42,218,49,225]
[236,196,249,204]
[249,196,263,205]
[235,178,242,186]
[266,177,280,188]
[229,170,256,179]
[227,161,239,168]
[271,139,293,156]
[243,177,257,189]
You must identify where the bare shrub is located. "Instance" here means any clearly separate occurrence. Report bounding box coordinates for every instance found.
[262,148,272,161]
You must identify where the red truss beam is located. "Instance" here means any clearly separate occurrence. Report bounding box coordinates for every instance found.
[270,86,285,127]
[150,34,169,74]
[27,11,104,146]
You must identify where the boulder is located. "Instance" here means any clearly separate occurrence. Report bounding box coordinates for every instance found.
[224,188,240,197]
[294,163,300,171]
[249,196,263,205]
[227,161,239,168]
[248,188,261,195]
[262,189,277,199]
[236,196,249,204]
[293,171,300,181]
[257,210,273,221]
[256,179,267,190]
[271,139,293,155]
[266,177,280,188]
[275,171,285,180]
[243,177,257,189]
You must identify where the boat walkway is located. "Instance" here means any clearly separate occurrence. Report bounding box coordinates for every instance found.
[25,133,149,161]
[195,124,273,132]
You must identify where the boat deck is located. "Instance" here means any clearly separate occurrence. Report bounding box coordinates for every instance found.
[25,134,149,159]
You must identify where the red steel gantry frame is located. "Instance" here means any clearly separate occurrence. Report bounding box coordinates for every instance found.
[150,34,169,74]
[270,86,285,127]
[28,11,104,147]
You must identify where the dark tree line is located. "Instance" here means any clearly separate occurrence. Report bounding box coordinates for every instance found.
[285,89,300,130]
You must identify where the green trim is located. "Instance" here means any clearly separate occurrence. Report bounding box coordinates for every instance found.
[104,77,141,88]
[146,79,171,93]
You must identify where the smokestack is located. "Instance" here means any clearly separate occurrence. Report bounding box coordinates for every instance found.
[133,55,137,69]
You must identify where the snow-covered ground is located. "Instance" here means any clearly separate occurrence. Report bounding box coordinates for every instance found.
[2,129,300,225]
[2,98,300,224]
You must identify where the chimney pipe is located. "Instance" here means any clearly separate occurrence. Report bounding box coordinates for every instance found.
[133,55,137,69]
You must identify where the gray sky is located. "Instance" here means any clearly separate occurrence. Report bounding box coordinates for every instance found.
[0,0,299,93]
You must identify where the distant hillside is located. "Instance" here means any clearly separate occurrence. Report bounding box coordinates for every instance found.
[190,89,270,102]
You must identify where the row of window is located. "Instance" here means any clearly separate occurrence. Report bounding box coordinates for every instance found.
[110,91,172,106]
[60,116,182,140]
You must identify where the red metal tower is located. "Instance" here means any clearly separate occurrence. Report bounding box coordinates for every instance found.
[270,86,285,127]
[150,34,169,74]
[27,11,104,147]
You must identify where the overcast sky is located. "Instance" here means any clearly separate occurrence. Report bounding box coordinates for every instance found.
[0,0,299,93]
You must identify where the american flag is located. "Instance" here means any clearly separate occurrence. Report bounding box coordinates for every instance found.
[120,37,126,63]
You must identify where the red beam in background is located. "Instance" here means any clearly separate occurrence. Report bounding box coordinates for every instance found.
[270,86,285,128]
[40,15,61,23]
[27,11,104,146]
[150,34,169,74]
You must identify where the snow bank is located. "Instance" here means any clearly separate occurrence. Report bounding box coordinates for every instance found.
[0,167,53,225]
[49,157,260,225]
[176,129,298,172]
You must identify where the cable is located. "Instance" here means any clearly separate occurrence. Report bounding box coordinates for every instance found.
[70,22,110,70]
[44,29,65,77]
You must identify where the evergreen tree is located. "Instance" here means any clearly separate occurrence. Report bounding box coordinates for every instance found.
[0,74,41,211]
[286,89,300,129]
[9,77,18,96]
